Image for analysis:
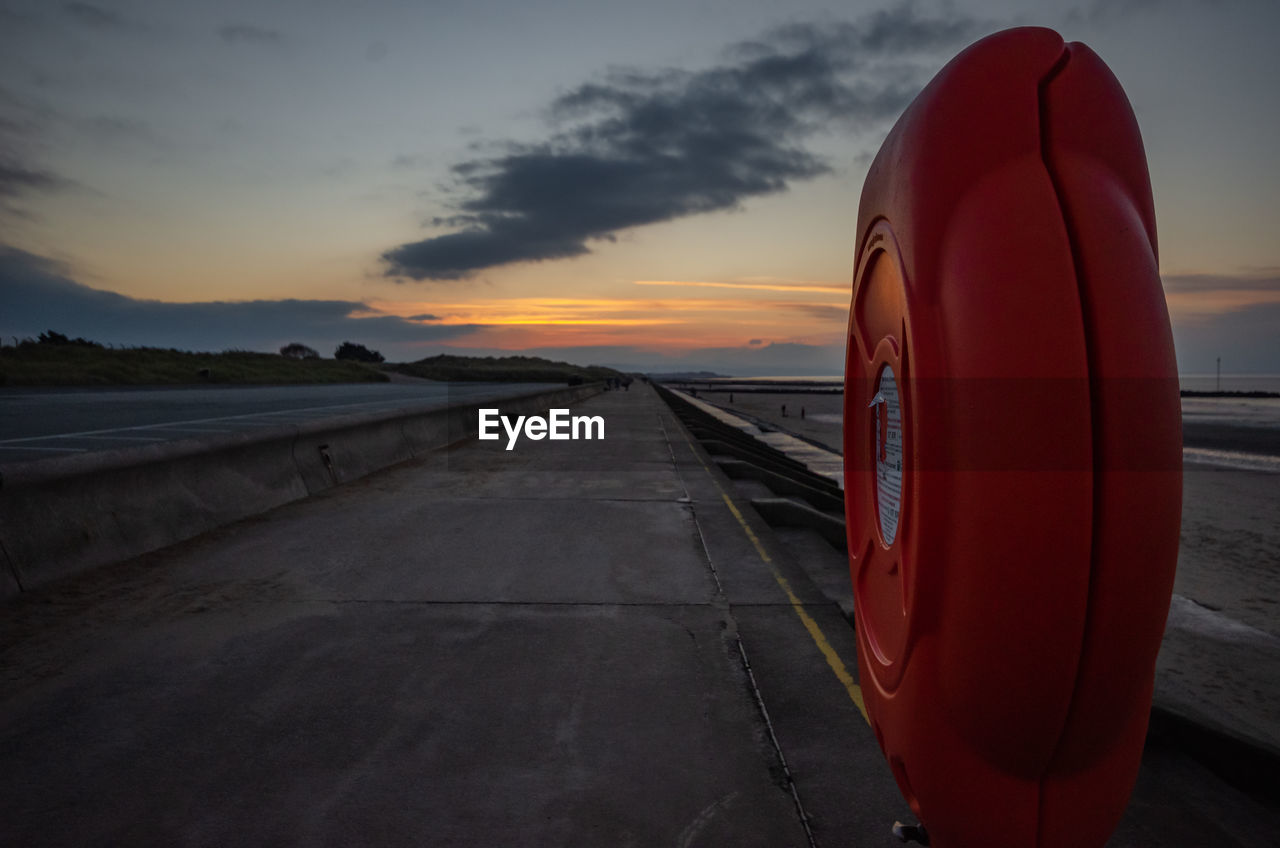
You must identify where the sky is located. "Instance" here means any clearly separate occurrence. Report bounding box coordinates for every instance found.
[1,0,1277,375]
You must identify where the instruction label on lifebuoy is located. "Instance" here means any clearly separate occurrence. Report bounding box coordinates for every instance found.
[872,367,903,545]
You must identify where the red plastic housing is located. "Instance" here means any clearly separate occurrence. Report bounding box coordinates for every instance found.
[843,27,1181,848]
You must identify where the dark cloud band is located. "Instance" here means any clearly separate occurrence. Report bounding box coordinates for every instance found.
[62,2,128,30]
[382,9,977,281]
[1162,273,1280,293]
[0,160,64,199]
[0,247,475,352]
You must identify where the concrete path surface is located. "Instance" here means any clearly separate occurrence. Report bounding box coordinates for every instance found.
[1,384,1276,846]
[0,385,891,846]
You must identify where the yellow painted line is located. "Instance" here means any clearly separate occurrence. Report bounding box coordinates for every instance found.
[719,493,774,564]
[720,493,868,723]
[776,572,868,722]
[669,407,868,723]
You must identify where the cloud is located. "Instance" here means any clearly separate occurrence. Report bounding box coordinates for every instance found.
[0,89,69,210]
[1161,273,1280,371]
[219,24,283,45]
[0,247,479,356]
[76,114,170,156]
[634,279,847,294]
[1070,0,1165,24]
[1162,273,1280,294]
[0,160,64,200]
[391,154,428,170]
[62,2,128,30]
[381,8,977,281]
[1170,302,1280,373]
[1163,272,1280,316]
[1063,0,1247,27]
[779,303,849,321]
[748,339,764,346]
[458,341,847,377]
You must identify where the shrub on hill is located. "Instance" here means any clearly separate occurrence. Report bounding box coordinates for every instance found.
[335,341,385,363]
[280,342,320,360]
[392,353,622,383]
[37,330,101,347]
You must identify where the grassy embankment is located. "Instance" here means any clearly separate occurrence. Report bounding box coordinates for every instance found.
[0,343,388,386]
[391,354,623,384]
[0,343,626,387]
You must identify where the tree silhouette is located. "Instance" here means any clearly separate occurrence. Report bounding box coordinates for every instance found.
[38,330,100,347]
[334,341,384,363]
[280,342,320,360]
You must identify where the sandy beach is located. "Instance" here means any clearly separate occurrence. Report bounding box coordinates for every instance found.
[1177,466,1280,638]
[705,390,845,452]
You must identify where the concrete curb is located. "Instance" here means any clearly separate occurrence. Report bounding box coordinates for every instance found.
[0,383,602,598]
[716,458,845,514]
[1146,706,1280,804]
[747,497,849,552]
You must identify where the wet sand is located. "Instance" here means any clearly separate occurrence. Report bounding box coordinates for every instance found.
[1164,464,1280,752]
[1182,422,1280,456]
[1176,465,1280,639]
[709,391,844,453]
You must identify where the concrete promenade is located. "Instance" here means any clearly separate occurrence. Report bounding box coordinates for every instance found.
[1,385,1275,846]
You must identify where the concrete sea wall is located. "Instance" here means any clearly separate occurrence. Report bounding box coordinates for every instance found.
[0,383,602,598]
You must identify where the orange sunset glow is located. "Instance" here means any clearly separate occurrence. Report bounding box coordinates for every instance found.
[1,1,1275,375]
[365,281,851,352]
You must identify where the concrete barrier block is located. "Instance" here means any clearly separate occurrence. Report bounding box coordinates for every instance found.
[749,497,848,552]
[715,458,845,513]
[0,430,307,592]
[292,412,416,494]
[403,404,474,455]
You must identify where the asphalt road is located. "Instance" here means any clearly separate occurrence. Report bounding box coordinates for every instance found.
[0,382,557,464]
